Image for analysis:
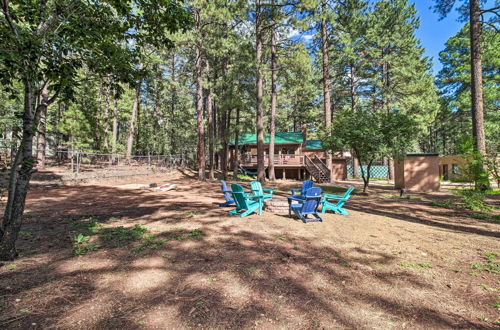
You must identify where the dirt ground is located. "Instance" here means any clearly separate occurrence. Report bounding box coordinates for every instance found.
[1,169,499,329]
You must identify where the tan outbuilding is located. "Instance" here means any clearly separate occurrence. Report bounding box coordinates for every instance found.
[395,153,440,192]
[439,155,466,181]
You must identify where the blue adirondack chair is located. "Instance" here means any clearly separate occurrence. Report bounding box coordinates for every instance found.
[321,187,354,215]
[229,184,263,217]
[290,180,314,200]
[289,187,323,223]
[288,180,313,210]
[250,181,273,200]
[219,180,235,207]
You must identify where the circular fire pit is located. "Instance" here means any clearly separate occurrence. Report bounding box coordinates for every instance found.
[264,199,289,214]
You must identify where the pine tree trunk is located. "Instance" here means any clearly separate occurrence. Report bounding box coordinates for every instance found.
[0,81,37,260]
[112,92,118,160]
[103,84,111,151]
[221,109,231,181]
[206,61,215,180]
[195,39,206,181]
[321,2,333,182]
[387,158,393,180]
[135,86,141,155]
[36,84,49,168]
[126,82,141,162]
[256,0,265,182]
[170,53,177,154]
[350,65,356,111]
[268,8,277,181]
[469,0,486,155]
[233,108,240,180]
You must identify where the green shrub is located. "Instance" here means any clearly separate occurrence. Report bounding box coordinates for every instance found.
[459,190,492,212]
[72,233,90,245]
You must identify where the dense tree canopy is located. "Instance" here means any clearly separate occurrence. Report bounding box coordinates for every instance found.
[0,0,498,260]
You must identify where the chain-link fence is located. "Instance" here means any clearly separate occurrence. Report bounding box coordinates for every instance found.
[347,165,389,179]
[346,162,390,179]
[0,143,196,181]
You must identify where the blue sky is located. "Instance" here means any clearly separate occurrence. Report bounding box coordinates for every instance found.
[290,0,496,76]
[413,0,496,74]
[413,0,463,74]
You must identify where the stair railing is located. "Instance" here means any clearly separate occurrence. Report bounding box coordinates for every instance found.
[304,155,324,181]
[313,155,331,180]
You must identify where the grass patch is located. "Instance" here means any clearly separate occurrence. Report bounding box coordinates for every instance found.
[471,252,499,274]
[400,262,417,269]
[228,171,254,181]
[74,244,101,256]
[246,267,261,276]
[430,200,453,209]
[471,213,491,220]
[100,224,147,247]
[71,217,102,235]
[400,262,432,270]
[273,235,288,241]
[6,264,17,270]
[187,229,203,237]
[130,229,203,254]
[19,231,33,238]
[321,186,350,194]
[479,284,500,292]
[418,263,432,268]
[130,237,171,253]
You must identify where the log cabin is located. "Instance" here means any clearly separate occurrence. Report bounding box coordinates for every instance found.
[229,132,347,182]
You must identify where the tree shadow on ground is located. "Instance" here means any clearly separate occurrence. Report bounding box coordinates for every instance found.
[0,175,497,329]
[346,197,500,239]
[0,227,485,329]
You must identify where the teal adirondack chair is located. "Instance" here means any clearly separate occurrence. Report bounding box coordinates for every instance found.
[321,187,354,215]
[229,184,263,217]
[250,181,273,200]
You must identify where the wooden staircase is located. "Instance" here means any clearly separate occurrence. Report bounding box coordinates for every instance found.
[304,155,331,183]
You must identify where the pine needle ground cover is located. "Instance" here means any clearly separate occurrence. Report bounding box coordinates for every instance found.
[1,170,499,329]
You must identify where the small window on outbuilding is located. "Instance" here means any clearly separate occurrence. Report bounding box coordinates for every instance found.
[452,164,459,174]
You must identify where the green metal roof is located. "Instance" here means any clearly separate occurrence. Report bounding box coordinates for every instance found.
[230,132,304,145]
[305,140,323,150]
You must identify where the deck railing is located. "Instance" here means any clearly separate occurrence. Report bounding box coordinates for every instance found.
[241,153,304,166]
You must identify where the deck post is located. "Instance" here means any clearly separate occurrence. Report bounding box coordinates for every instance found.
[282,168,286,180]
[298,168,301,180]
